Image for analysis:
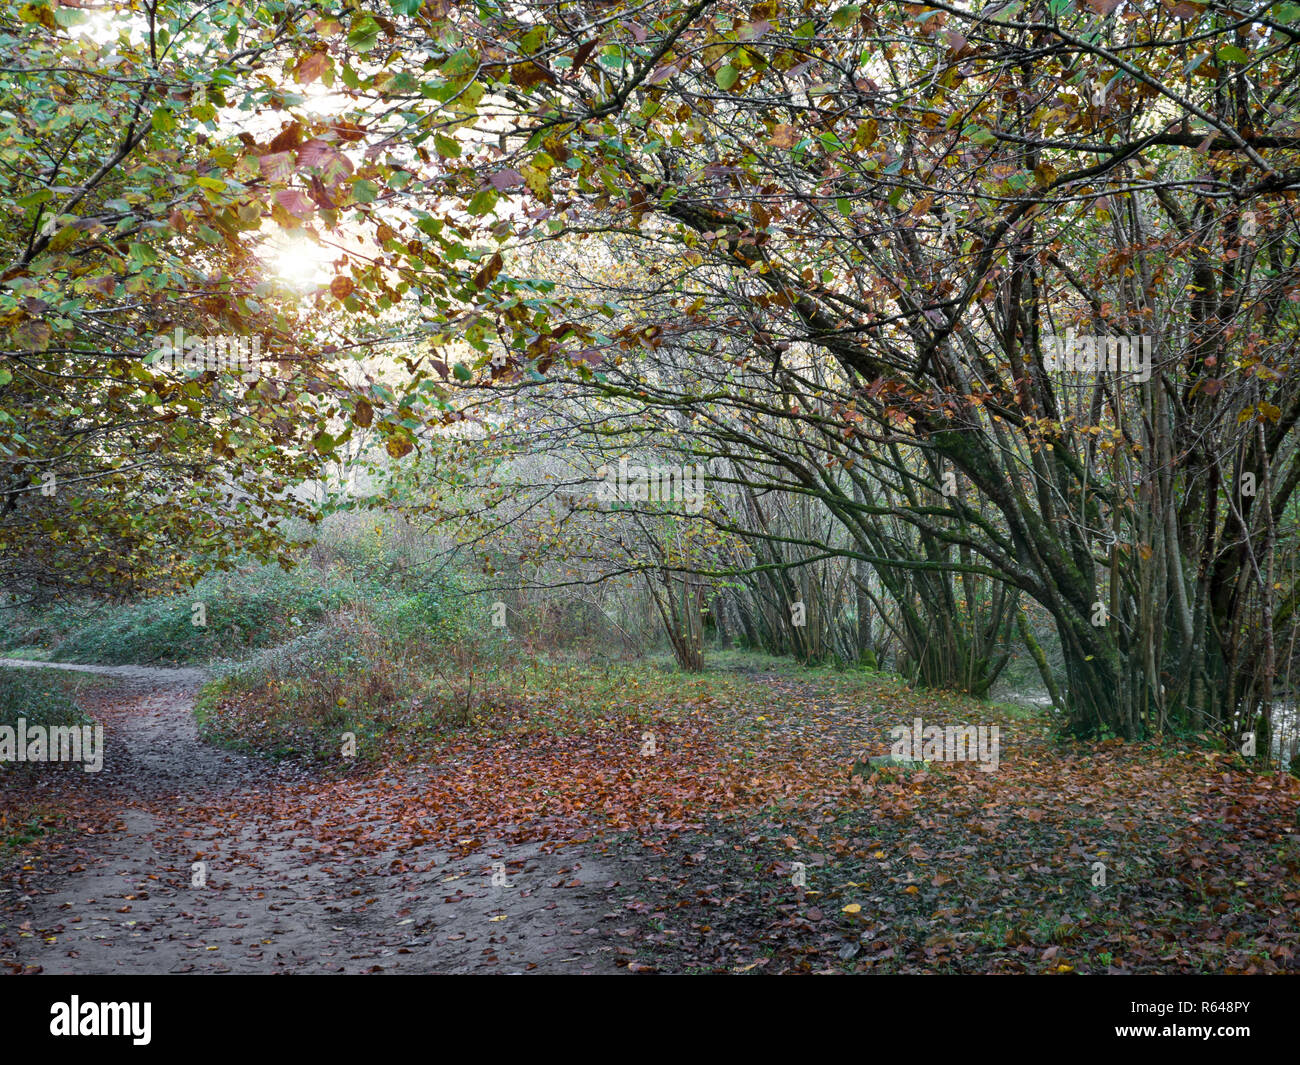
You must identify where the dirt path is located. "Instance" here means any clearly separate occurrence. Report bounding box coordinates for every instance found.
[0,660,627,974]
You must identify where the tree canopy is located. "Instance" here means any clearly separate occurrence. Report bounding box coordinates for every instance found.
[5,0,1300,743]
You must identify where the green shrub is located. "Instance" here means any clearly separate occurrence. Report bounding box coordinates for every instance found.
[0,667,101,851]
[34,565,343,665]
[0,666,95,736]
[1,511,472,667]
[196,606,473,765]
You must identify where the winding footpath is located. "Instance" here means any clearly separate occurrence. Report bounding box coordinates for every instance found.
[0,660,626,974]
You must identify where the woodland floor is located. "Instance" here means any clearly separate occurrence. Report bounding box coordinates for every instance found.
[2,657,1299,974]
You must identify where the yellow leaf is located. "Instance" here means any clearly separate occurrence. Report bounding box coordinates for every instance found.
[853,118,879,150]
[842,903,862,914]
[768,123,797,149]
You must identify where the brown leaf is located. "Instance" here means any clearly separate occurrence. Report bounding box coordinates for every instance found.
[474,252,504,290]
[268,122,303,154]
[570,39,600,74]
[489,169,524,191]
[275,189,314,220]
[768,124,797,149]
[296,51,330,85]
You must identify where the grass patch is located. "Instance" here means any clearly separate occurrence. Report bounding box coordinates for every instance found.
[195,648,806,767]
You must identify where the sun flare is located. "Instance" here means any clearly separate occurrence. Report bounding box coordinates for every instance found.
[264,234,335,286]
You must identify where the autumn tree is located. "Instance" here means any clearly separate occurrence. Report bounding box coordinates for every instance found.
[0,0,421,599]
[355,0,1300,743]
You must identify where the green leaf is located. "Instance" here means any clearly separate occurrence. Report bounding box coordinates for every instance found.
[715,64,739,90]
[52,4,86,28]
[452,362,472,381]
[831,5,861,29]
[434,132,461,158]
[128,242,158,267]
[347,16,381,53]
[442,48,478,78]
[467,188,498,216]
